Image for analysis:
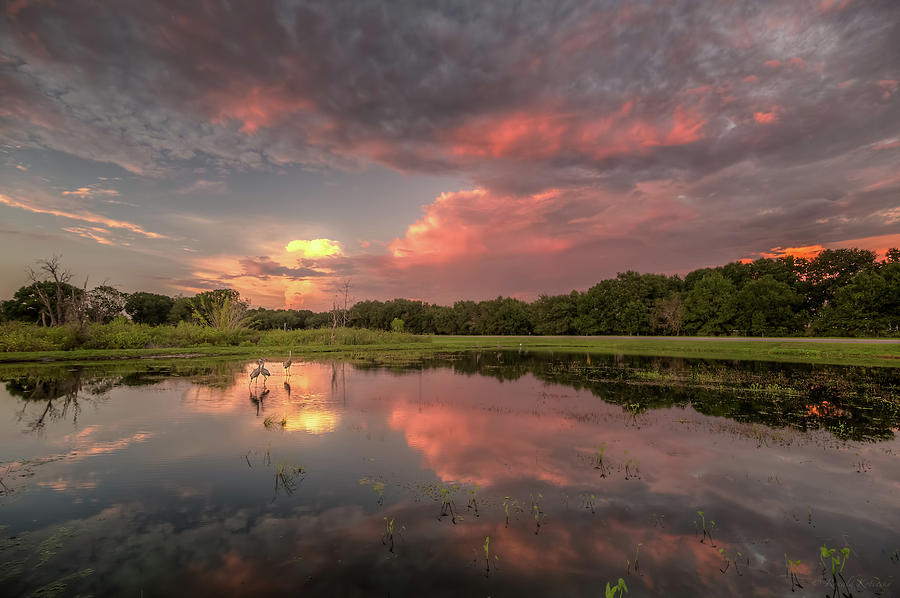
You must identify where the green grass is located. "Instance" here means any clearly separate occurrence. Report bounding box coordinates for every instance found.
[0,343,443,364]
[0,321,430,363]
[0,321,897,366]
[433,335,900,367]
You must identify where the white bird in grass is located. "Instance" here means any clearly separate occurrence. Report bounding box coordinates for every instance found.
[249,359,270,386]
[283,350,293,376]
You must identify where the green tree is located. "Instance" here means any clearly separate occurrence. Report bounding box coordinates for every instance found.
[428,304,459,334]
[531,292,579,335]
[815,262,900,336]
[167,296,195,324]
[575,272,681,335]
[349,300,386,329]
[390,317,405,332]
[480,297,533,335]
[801,248,877,315]
[1,282,78,324]
[683,272,736,335]
[886,248,900,263]
[451,300,480,334]
[126,292,176,325]
[732,276,802,336]
[246,307,311,330]
[749,256,802,288]
[305,311,332,329]
[718,261,753,288]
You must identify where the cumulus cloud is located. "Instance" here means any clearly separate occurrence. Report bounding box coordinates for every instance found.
[285,238,342,258]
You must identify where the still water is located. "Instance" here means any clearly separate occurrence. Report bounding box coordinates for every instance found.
[1,353,898,597]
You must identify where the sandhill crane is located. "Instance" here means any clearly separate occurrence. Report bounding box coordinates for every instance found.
[249,359,270,386]
[283,350,293,376]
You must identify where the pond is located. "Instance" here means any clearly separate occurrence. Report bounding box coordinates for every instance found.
[1,352,898,597]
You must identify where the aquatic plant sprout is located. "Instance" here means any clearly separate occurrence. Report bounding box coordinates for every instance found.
[605,577,628,598]
[820,544,852,598]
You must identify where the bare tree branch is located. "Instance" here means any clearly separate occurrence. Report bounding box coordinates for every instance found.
[26,255,73,327]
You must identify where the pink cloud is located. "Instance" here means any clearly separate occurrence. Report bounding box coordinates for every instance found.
[764,58,805,71]
[448,100,706,164]
[62,226,118,246]
[449,111,570,160]
[876,79,898,99]
[201,85,315,134]
[662,103,707,145]
[819,0,854,13]
[61,186,120,199]
[753,106,782,124]
[871,138,900,150]
[387,188,573,267]
[0,192,168,239]
[861,173,900,192]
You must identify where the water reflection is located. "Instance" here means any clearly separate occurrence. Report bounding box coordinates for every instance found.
[0,353,898,597]
[5,369,109,433]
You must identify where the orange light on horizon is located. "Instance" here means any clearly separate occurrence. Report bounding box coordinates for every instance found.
[761,245,825,260]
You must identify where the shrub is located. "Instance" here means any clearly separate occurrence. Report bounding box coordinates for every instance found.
[0,322,79,352]
[79,317,153,349]
[191,289,248,331]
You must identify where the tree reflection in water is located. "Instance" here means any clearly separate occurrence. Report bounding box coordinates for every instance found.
[6,370,107,433]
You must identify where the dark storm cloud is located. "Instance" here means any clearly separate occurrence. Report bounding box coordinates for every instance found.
[4,1,898,180]
[235,256,328,280]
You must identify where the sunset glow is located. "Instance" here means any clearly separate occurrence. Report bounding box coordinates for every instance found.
[285,239,342,258]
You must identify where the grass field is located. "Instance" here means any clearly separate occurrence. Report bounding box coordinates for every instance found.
[0,325,898,367]
[434,335,900,367]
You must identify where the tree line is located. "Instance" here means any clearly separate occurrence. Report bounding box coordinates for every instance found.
[3,248,899,337]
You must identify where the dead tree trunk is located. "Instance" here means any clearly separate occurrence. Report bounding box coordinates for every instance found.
[28,255,73,327]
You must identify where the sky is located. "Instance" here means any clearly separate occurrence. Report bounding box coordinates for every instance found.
[1,0,899,311]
